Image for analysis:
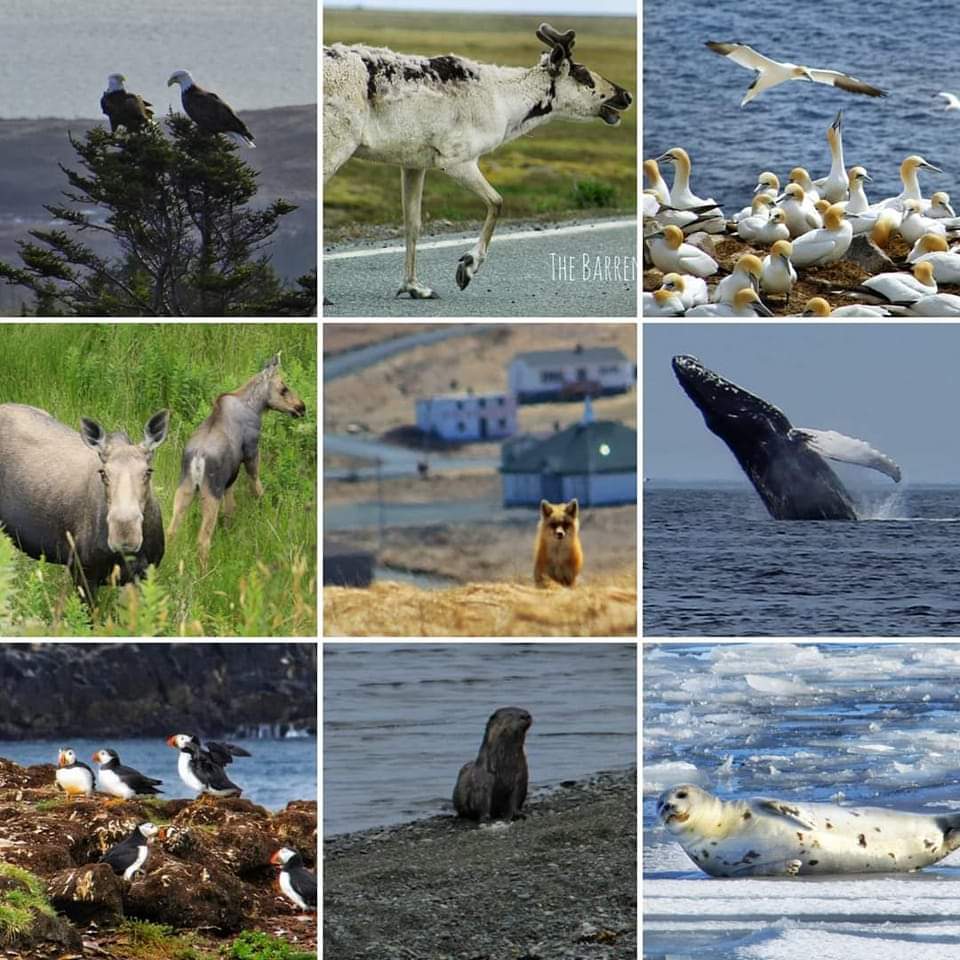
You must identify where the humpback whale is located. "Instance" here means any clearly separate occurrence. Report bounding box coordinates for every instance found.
[672,355,901,520]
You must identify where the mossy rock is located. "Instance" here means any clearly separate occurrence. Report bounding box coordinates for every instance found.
[0,863,81,951]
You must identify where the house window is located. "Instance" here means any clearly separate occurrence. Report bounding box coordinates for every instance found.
[498,397,504,406]
[540,370,563,384]
[498,418,507,429]
[478,398,486,409]
[598,365,620,374]
[456,400,463,410]
[458,421,465,432]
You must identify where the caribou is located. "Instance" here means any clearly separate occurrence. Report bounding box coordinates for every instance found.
[324,22,632,299]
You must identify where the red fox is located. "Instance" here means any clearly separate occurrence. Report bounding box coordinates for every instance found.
[534,499,583,587]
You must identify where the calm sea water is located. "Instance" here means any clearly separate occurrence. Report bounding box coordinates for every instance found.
[0,0,316,118]
[643,0,960,212]
[644,644,960,957]
[644,486,960,636]
[323,643,637,836]
[0,737,316,811]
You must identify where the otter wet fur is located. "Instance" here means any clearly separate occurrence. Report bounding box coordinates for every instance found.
[453,707,532,822]
[534,498,583,587]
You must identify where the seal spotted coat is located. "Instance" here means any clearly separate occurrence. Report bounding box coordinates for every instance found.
[658,784,960,877]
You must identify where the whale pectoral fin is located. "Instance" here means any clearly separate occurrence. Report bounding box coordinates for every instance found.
[791,428,902,483]
[754,799,816,831]
[725,857,804,878]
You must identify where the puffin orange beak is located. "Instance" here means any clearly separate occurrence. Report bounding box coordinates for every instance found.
[165,735,177,748]
[91,753,99,762]
[269,851,281,865]
[57,753,66,767]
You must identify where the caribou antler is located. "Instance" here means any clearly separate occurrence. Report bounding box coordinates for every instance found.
[536,22,576,55]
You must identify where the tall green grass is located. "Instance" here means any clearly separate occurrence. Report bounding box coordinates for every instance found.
[323,11,636,231]
[0,324,316,636]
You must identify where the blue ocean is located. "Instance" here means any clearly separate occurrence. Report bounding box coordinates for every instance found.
[644,643,960,959]
[644,485,960,636]
[643,0,960,216]
[0,737,316,811]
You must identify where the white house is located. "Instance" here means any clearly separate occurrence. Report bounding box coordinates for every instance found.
[508,345,634,404]
[415,392,517,442]
[501,405,637,507]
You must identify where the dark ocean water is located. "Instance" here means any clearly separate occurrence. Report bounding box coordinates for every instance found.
[644,485,960,636]
[643,0,960,213]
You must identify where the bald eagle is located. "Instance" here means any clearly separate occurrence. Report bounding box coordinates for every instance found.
[167,70,256,148]
[101,74,154,133]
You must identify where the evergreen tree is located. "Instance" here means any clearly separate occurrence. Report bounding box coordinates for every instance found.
[0,116,313,316]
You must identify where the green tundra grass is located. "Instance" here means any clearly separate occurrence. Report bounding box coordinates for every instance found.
[323,10,636,234]
[0,324,316,637]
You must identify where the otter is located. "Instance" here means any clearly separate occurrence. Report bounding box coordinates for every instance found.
[453,706,532,822]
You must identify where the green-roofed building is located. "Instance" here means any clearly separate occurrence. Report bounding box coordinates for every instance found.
[500,408,637,507]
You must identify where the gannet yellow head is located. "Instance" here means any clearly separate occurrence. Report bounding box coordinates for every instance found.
[871,208,899,248]
[848,165,872,185]
[823,203,846,229]
[789,167,812,186]
[736,254,763,278]
[769,208,786,225]
[913,261,936,284]
[902,199,924,217]
[802,297,832,317]
[771,239,793,258]
[903,155,943,176]
[783,183,806,201]
[655,147,691,173]
[661,272,686,292]
[917,233,948,254]
[755,171,779,192]
[653,288,680,306]
[932,190,951,205]
[643,159,661,182]
[751,194,774,213]
[792,66,814,81]
[814,198,831,215]
[733,287,769,313]
[663,225,684,249]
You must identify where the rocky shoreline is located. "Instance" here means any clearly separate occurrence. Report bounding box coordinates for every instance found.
[325,768,637,959]
[0,758,317,958]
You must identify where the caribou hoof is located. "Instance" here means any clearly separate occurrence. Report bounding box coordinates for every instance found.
[395,282,438,299]
[456,254,476,290]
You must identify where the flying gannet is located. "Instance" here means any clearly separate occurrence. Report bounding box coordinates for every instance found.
[705,42,888,107]
[937,92,960,111]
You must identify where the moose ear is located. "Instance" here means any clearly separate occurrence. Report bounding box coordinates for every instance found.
[262,353,281,374]
[80,417,107,454]
[142,410,170,451]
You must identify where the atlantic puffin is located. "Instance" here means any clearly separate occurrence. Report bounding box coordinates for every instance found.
[270,848,317,912]
[92,749,163,800]
[55,748,94,797]
[101,822,159,880]
[166,734,251,798]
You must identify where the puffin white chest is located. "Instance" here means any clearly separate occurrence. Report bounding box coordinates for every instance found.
[100,767,133,799]
[124,843,149,881]
[178,752,204,792]
[279,869,307,910]
[56,766,91,795]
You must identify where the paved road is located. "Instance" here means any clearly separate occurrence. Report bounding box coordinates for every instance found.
[323,218,637,317]
[325,434,500,479]
[324,324,494,381]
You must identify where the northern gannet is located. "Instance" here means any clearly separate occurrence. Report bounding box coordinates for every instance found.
[643,288,685,317]
[685,286,774,317]
[851,261,937,304]
[654,147,725,231]
[788,167,821,204]
[789,203,852,267]
[760,240,796,300]
[734,184,776,222]
[898,200,947,245]
[937,92,960,111]
[845,166,880,235]
[905,234,960,282]
[878,155,942,211]
[814,112,849,202]
[778,183,822,237]
[647,225,719,277]
[643,159,671,205]
[887,293,960,316]
[752,207,791,245]
[713,253,763,303]
[735,195,775,241]
[927,191,957,218]
[643,191,660,219]
[800,297,891,317]
[660,272,708,309]
[705,41,888,106]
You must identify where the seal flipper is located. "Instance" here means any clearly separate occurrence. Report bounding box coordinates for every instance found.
[754,799,816,831]
[791,428,902,482]
[936,813,960,854]
[726,857,803,878]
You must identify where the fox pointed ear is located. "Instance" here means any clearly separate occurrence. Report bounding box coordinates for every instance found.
[540,499,552,518]
[566,499,579,518]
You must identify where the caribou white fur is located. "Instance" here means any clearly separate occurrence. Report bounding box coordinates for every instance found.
[323,23,632,299]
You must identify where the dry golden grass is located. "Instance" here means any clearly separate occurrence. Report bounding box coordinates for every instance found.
[323,323,441,357]
[324,323,637,435]
[324,571,636,637]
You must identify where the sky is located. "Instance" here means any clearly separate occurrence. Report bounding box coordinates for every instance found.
[644,324,960,484]
[325,0,635,14]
